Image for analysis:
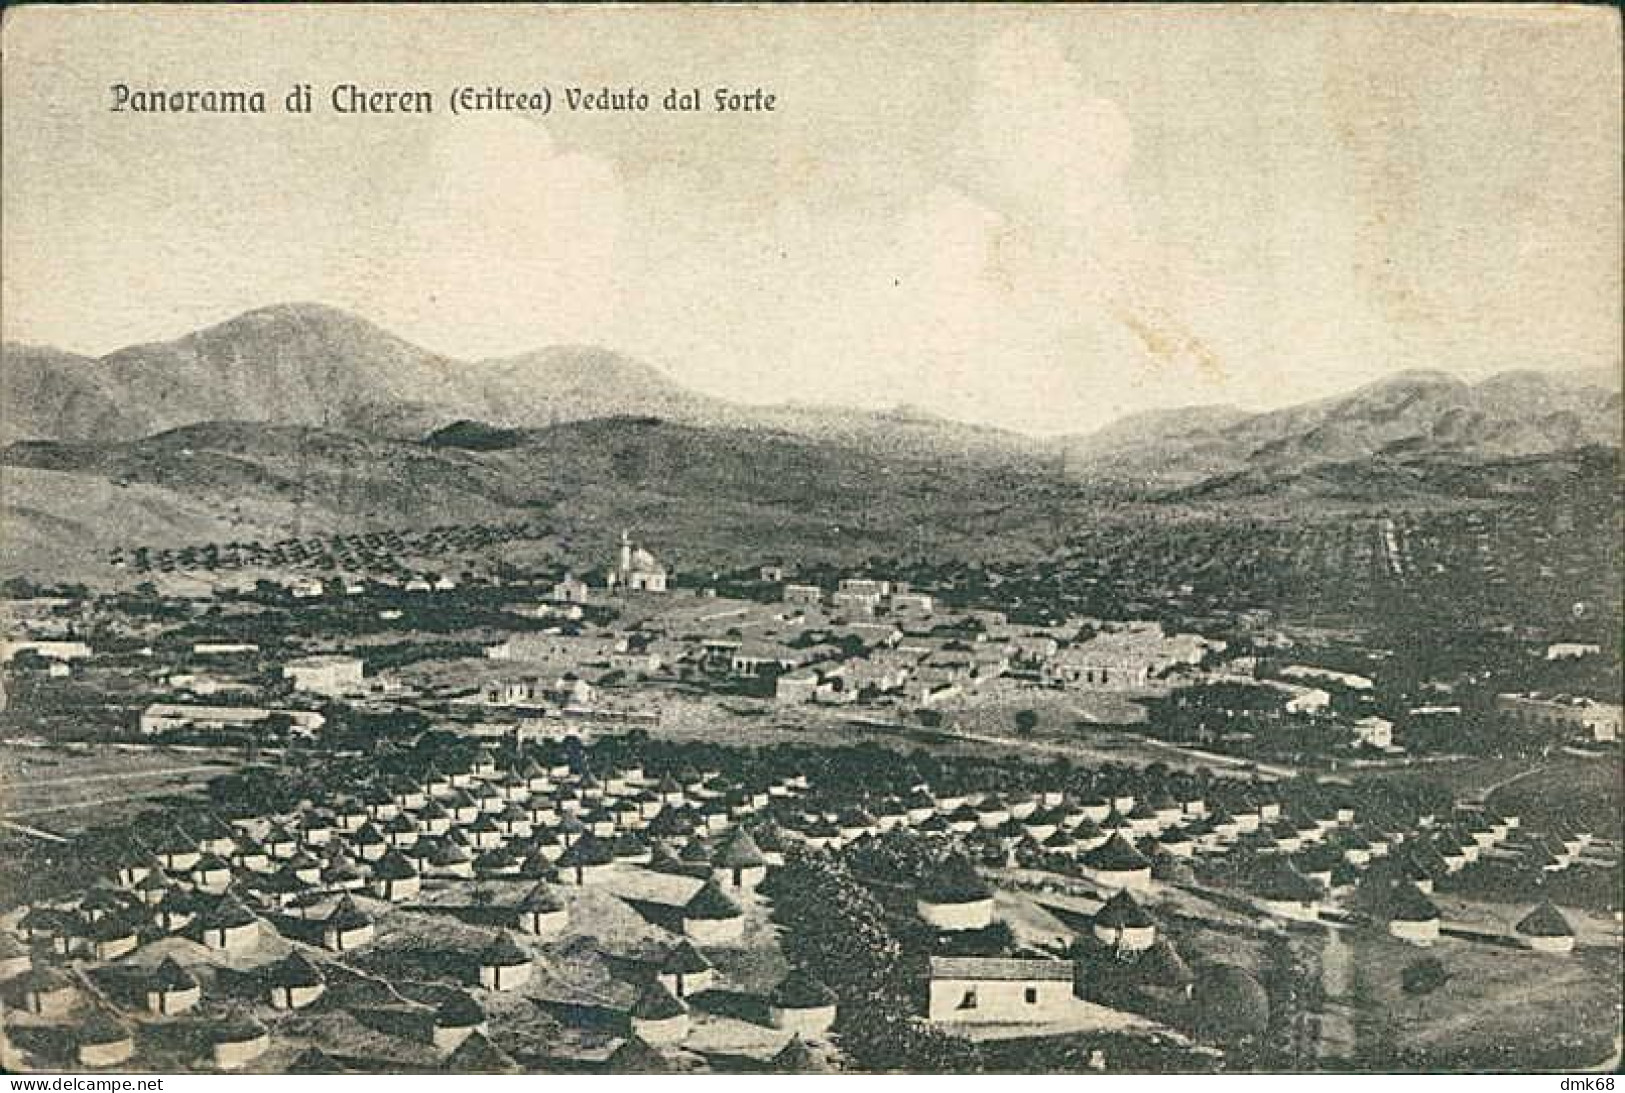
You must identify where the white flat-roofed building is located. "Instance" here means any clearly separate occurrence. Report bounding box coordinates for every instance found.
[830,589,882,615]
[283,654,365,696]
[1496,693,1622,742]
[1352,715,1395,750]
[730,640,818,678]
[891,592,935,614]
[838,578,892,598]
[139,703,325,736]
[1280,665,1375,691]
[782,583,823,606]
[486,633,620,663]
[1011,635,1060,664]
[610,531,669,593]
[1545,642,1601,661]
[551,574,592,604]
[1,640,90,663]
[192,642,260,656]
[925,957,1076,1023]
[1043,623,1222,690]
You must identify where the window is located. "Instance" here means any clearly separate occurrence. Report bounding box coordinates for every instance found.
[1024,987,1040,1005]
[958,990,978,1010]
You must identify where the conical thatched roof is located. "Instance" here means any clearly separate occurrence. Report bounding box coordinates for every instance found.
[78,1007,133,1046]
[19,963,74,993]
[659,940,713,976]
[517,882,563,912]
[479,932,530,968]
[630,979,688,1020]
[713,827,768,869]
[267,951,325,988]
[647,840,687,874]
[770,1034,831,1073]
[769,968,837,1009]
[603,1034,671,1074]
[373,849,419,880]
[1516,899,1575,938]
[211,1009,268,1043]
[918,854,992,904]
[151,956,198,990]
[683,879,742,921]
[1386,881,1441,922]
[443,1030,520,1074]
[1250,860,1323,903]
[435,990,486,1028]
[202,895,258,929]
[1082,832,1151,872]
[324,895,373,930]
[1094,889,1155,930]
[1138,937,1194,988]
[558,832,614,868]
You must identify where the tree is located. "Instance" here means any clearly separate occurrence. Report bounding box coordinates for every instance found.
[1192,964,1270,1061]
[1014,709,1040,735]
[915,708,944,729]
[1401,955,1448,1018]
[1260,932,1319,1067]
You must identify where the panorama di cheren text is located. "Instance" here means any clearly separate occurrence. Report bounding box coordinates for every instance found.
[108,83,778,114]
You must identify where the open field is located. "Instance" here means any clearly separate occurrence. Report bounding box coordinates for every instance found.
[1344,754,1623,832]
[1484,759,1623,835]
[0,741,243,835]
[1348,928,1622,1071]
[942,679,1150,734]
[642,688,1236,776]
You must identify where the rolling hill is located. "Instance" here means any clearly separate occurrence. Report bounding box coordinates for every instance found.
[1062,369,1622,496]
[0,304,1047,466]
[0,415,1083,580]
[1,302,1618,581]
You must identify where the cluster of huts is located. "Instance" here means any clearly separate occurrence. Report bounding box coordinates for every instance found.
[0,744,852,1071]
[765,766,1589,973]
[0,739,1597,1071]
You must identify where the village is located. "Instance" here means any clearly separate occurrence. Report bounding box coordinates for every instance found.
[0,530,1620,1073]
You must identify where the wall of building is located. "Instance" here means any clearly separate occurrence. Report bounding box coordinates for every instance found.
[926,977,1073,1023]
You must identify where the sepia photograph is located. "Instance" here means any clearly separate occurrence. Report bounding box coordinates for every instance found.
[0,2,1620,1079]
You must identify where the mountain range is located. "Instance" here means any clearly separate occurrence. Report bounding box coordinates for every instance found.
[0,303,1049,466]
[1,303,1618,579]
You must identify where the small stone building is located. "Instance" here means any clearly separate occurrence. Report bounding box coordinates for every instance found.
[477,933,533,991]
[767,969,838,1036]
[681,879,745,944]
[145,956,202,1015]
[266,951,327,1009]
[925,956,1077,1024]
[628,979,690,1045]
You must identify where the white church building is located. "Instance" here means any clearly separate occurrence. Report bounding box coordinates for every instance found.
[607,531,669,593]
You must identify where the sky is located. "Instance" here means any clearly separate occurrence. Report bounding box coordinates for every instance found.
[2,4,1620,435]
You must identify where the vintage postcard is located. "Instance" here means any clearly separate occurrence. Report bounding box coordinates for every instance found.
[0,2,1620,1078]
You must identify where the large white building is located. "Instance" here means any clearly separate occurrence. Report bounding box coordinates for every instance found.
[1044,623,1221,691]
[139,704,326,736]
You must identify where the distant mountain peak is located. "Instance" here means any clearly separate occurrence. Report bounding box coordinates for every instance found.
[1354,368,1467,394]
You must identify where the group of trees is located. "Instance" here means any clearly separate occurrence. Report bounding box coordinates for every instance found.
[765,848,984,1073]
[1257,932,1323,1068]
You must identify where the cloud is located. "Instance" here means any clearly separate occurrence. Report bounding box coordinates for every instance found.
[358,113,626,358]
[959,24,1135,239]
